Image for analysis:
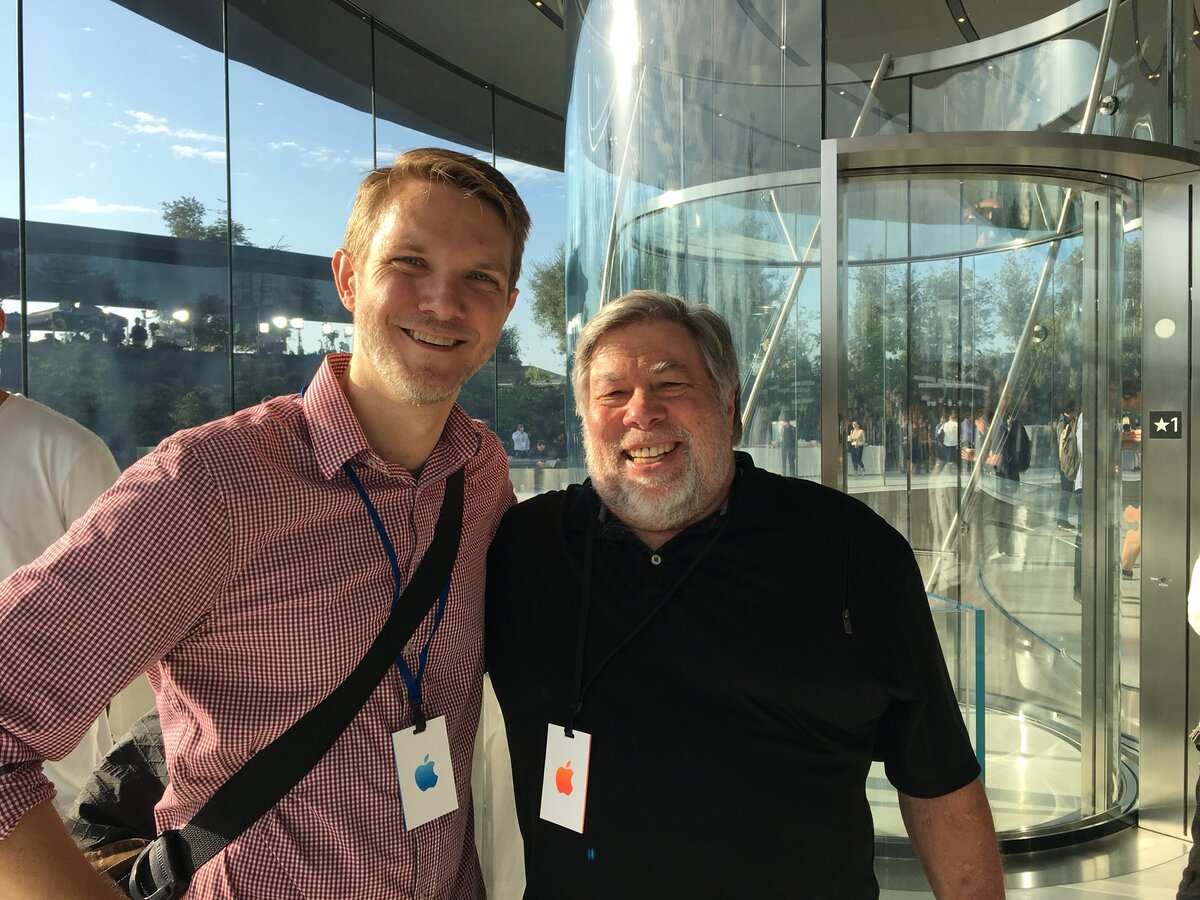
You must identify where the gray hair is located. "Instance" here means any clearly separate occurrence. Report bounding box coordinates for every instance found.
[571,290,743,445]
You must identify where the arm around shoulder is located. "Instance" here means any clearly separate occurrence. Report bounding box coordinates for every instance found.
[899,778,1005,899]
[0,799,124,899]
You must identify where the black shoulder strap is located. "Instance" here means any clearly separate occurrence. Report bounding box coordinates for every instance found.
[129,467,466,900]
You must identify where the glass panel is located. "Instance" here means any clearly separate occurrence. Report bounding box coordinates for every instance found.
[226,0,372,409]
[0,0,16,396]
[21,0,226,466]
[910,2,1170,141]
[840,170,1136,832]
[495,155,569,498]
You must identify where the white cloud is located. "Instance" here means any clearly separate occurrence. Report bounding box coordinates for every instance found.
[44,196,153,214]
[266,139,350,169]
[495,158,555,186]
[88,162,97,170]
[24,113,55,123]
[132,123,171,136]
[175,128,223,143]
[56,92,72,102]
[82,91,93,99]
[171,144,226,163]
[83,139,109,150]
[125,109,166,124]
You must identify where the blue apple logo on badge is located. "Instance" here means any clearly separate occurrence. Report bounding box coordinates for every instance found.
[414,754,438,792]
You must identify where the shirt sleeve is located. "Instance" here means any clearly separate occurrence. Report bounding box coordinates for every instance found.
[56,433,121,530]
[873,541,981,799]
[1188,558,1200,636]
[0,436,232,839]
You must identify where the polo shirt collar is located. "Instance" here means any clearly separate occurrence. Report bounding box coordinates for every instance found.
[303,353,481,481]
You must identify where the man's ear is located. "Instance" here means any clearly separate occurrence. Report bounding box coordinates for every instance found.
[504,287,519,317]
[332,249,356,314]
[724,389,736,428]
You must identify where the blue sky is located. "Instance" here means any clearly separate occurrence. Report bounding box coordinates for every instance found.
[2,0,567,371]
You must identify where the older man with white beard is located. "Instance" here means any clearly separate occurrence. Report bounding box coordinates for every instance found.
[486,290,1005,900]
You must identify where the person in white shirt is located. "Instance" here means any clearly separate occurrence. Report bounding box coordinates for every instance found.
[511,422,531,458]
[0,305,124,816]
[1180,558,1200,897]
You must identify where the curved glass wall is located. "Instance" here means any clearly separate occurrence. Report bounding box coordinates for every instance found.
[564,0,1188,849]
[3,0,567,485]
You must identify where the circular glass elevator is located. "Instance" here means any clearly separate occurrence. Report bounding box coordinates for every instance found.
[564,0,1200,877]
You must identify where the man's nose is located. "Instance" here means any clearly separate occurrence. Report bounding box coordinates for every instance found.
[622,388,665,430]
[416,274,467,319]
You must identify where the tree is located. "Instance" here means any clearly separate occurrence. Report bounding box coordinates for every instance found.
[161,197,207,240]
[161,196,252,246]
[528,243,566,355]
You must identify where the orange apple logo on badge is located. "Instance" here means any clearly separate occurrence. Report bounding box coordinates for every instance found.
[555,760,574,795]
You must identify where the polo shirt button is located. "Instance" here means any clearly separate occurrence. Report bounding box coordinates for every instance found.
[650,554,662,565]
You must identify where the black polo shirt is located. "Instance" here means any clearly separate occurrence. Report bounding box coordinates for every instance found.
[486,454,979,899]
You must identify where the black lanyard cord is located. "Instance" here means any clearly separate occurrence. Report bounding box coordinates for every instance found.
[565,507,729,737]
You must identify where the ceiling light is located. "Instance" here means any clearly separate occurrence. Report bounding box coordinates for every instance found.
[780,43,786,50]
[717,112,724,117]
[957,16,966,23]
[838,89,845,95]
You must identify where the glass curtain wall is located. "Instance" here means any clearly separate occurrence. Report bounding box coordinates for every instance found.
[4,0,566,489]
[565,0,1172,842]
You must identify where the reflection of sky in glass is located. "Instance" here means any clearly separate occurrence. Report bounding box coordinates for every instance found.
[21,0,226,237]
[0,0,15,218]
[6,0,568,372]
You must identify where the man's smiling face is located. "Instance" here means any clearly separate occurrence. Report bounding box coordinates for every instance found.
[334,177,516,409]
[582,319,736,535]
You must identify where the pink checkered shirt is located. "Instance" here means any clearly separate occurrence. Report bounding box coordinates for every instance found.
[0,353,514,899]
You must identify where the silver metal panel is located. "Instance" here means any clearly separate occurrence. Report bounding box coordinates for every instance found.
[1078,189,1123,815]
[1139,172,1196,838]
[820,141,844,488]
[830,133,1200,183]
[865,0,1108,80]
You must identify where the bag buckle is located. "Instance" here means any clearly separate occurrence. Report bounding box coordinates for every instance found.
[128,831,188,900]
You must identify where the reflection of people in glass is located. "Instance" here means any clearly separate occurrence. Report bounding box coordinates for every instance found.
[1119,387,1142,579]
[847,419,866,474]
[1054,403,1081,529]
[986,410,1030,560]
[531,438,551,493]
[781,418,797,477]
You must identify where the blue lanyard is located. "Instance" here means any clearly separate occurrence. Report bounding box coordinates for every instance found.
[343,461,449,733]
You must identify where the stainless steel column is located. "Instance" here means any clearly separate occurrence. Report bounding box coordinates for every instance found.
[1140,171,1198,838]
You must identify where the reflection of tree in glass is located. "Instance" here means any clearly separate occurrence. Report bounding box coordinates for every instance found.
[31,256,128,309]
[529,242,566,355]
[161,196,253,246]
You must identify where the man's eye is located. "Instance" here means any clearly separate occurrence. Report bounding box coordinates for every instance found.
[468,272,499,284]
[395,256,423,267]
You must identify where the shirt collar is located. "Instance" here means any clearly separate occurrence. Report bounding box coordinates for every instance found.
[304,353,482,481]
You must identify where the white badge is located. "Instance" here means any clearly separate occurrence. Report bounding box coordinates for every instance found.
[392,715,459,830]
[539,723,592,834]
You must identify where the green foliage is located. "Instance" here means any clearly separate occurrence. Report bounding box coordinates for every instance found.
[162,196,253,246]
[528,243,567,355]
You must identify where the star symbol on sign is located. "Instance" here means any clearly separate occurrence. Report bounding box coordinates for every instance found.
[1154,417,1170,433]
